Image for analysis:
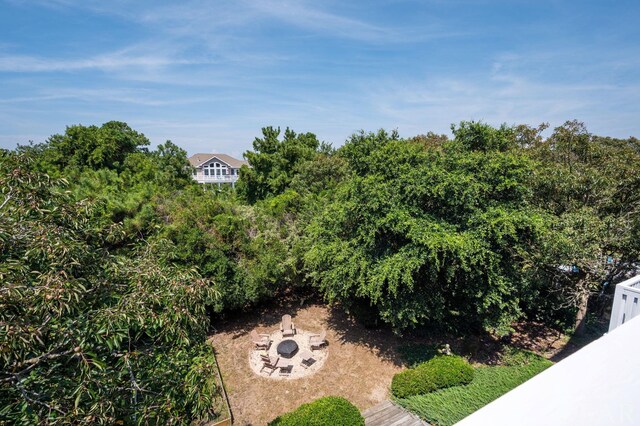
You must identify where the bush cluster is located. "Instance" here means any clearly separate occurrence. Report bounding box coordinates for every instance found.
[391,355,474,398]
[269,396,364,426]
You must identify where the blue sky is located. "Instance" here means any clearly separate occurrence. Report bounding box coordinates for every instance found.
[1,0,639,157]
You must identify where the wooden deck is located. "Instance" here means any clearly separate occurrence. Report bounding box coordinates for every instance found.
[363,400,429,426]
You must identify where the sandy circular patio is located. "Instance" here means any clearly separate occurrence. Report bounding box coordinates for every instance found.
[249,328,329,379]
[209,299,583,425]
[209,302,408,425]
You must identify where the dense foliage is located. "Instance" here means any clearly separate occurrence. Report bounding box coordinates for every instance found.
[525,121,640,333]
[238,126,328,203]
[1,145,221,423]
[24,122,196,243]
[44,121,148,172]
[157,188,295,312]
[268,396,364,426]
[2,117,638,423]
[391,356,474,398]
[305,125,547,333]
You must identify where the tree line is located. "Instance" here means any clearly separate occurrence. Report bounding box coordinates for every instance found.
[1,119,638,423]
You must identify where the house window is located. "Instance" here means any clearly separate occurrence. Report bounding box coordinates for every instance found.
[222,169,227,175]
[216,169,220,176]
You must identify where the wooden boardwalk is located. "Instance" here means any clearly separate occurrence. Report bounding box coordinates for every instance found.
[363,400,429,426]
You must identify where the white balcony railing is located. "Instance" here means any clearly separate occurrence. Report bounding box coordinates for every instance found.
[609,274,640,331]
[193,173,240,184]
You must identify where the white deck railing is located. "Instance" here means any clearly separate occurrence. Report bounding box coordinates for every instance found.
[609,274,640,331]
[193,173,239,184]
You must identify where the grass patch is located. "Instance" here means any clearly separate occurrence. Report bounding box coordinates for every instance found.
[396,350,552,426]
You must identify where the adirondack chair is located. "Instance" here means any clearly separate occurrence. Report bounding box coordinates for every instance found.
[309,329,327,349]
[299,349,316,369]
[280,314,296,337]
[260,355,279,376]
[251,330,271,350]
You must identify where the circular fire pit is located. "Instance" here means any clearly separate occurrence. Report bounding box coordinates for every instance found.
[249,328,329,379]
[277,339,299,358]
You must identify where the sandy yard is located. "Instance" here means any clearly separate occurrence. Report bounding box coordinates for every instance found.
[209,302,407,425]
[208,299,585,425]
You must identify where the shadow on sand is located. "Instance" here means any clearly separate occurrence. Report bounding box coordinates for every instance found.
[209,296,602,369]
[209,295,416,367]
[324,305,408,367]
[209,295,481,368]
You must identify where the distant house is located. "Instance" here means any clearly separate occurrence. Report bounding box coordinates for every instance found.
[188,153,249,187]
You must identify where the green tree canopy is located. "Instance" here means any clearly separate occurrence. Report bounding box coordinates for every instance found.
[305,124,547,334]
[157,187,295,312]
[526,120,640,332]
[237,127,323,203]
[44,121,149,172]
[450,121,517,152]
[0,151,222,424]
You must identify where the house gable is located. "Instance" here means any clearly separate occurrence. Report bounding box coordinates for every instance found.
[188,153,248,169]
[201,156,231,168]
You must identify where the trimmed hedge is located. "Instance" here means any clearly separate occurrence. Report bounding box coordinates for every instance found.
[391,355,474,398]
[397,351,552,426]
[269,396,364,426]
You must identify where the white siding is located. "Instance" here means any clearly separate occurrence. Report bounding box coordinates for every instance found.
[609,275,640,331]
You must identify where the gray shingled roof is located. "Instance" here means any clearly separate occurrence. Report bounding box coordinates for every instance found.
[188,153,249,168]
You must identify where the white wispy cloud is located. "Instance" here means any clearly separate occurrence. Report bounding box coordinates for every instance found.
[249,0,394,42]
[0,47,197,73]
[1,0,462,81]
[364,63,640,138]
[2,0,638,152]
[136,0,461,44]
[0,87,215,107]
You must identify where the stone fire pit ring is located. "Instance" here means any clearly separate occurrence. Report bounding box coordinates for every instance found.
[249,328,328,380]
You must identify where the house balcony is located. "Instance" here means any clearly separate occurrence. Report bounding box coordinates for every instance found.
[609,274,640,331]
[193,173,240,184]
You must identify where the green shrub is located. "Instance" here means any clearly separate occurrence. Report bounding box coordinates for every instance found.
[269,396,364,426]
[397,356,553,426]
[391,356,474,398]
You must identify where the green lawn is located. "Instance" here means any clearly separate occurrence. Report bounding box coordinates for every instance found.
[396,350,552,426]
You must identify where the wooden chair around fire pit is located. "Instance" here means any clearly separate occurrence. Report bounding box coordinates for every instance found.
[280,314,296,337]
[251,330,271,350]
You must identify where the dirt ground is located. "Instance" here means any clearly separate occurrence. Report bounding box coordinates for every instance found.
[209,302,408,425]
[209,299,598,425]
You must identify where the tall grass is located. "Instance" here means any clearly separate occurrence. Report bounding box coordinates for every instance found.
[397,350,552,426]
